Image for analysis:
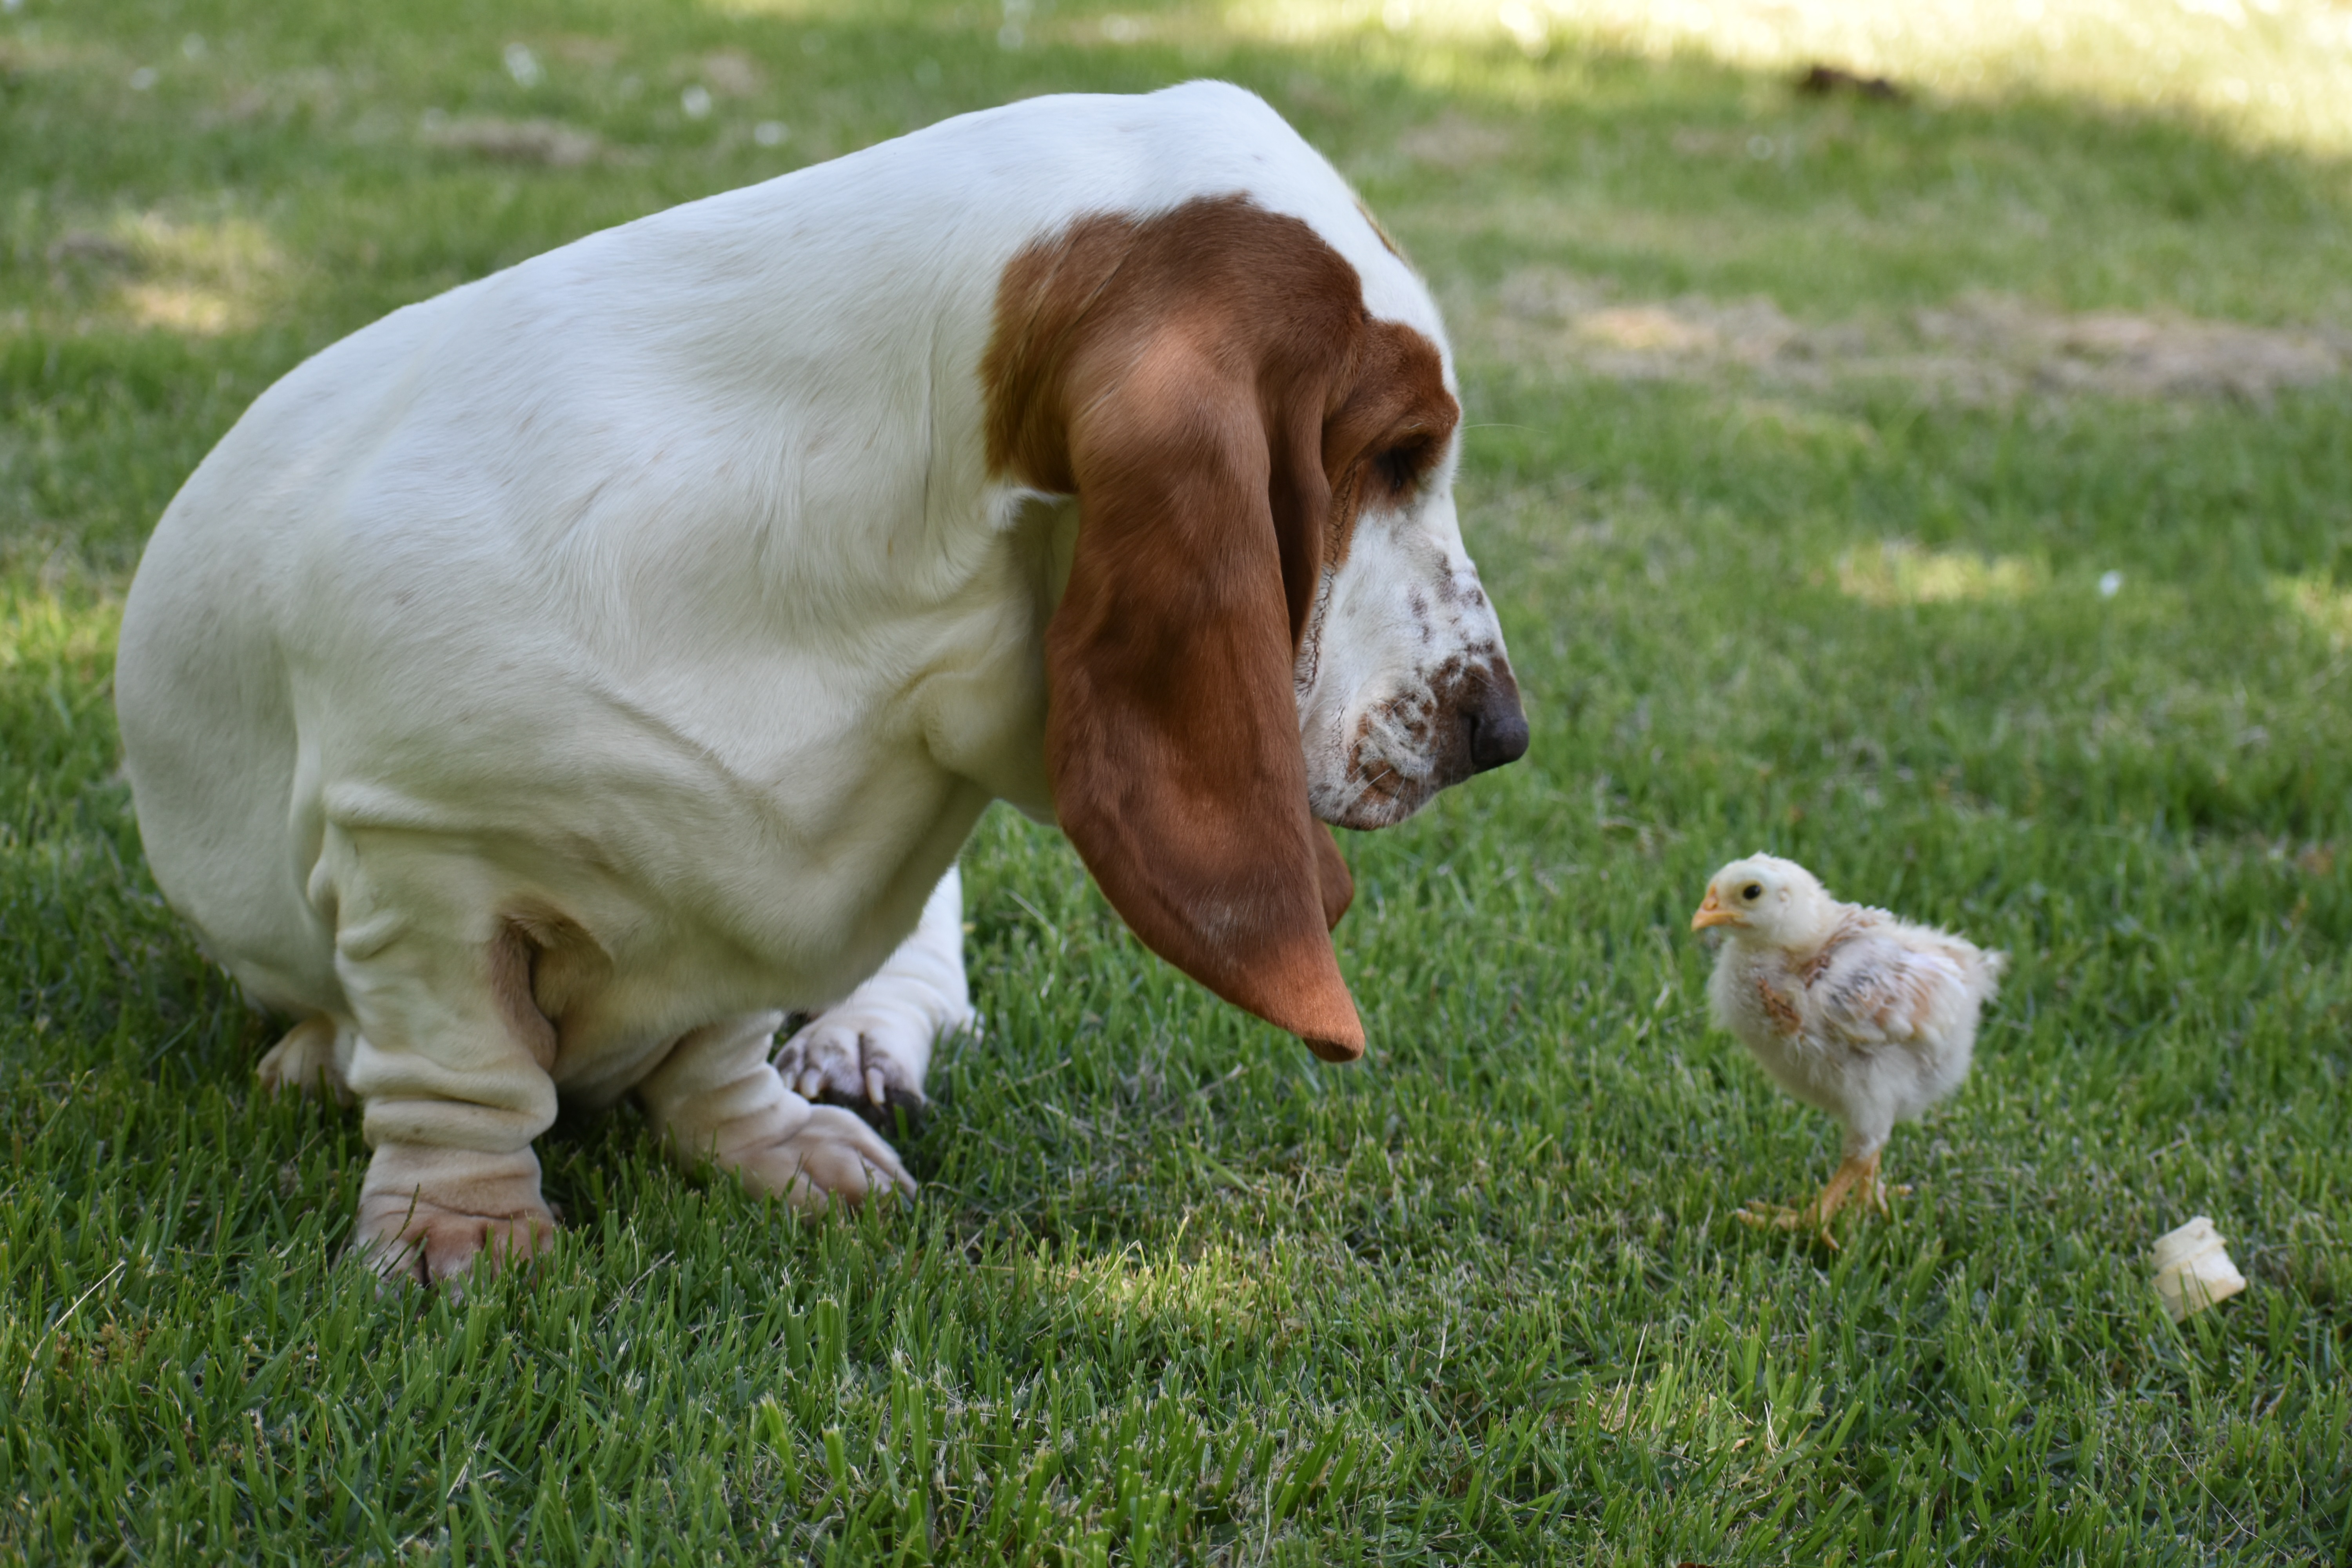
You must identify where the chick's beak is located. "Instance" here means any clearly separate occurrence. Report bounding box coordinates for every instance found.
[1691,890,1739,931]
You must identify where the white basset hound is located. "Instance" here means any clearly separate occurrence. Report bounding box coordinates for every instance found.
[115,81,1527,1285]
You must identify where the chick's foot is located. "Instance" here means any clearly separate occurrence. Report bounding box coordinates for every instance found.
[1736,1151,1890,1247]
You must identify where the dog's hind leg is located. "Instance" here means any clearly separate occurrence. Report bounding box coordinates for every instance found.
[256,1013,356,1106]
[322,829,562,1289]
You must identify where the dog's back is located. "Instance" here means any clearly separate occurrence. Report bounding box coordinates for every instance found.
[118,82,1378,1014]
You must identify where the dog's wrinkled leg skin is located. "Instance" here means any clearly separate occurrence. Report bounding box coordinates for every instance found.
[774,867,975,1133]
[256,1013,355,1106]
[357,1145,555,1289]
[642,1012,915,1210]
[327,829,562,1289]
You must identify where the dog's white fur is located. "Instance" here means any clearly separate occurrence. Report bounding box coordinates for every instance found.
[116,82,1514,1281]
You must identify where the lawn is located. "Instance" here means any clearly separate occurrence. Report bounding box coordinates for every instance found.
[6,0,2352,1560]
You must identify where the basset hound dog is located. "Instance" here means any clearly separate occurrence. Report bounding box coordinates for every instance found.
[115,81,1528,1285]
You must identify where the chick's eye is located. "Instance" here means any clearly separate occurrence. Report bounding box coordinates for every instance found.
[1741,883,1762,900]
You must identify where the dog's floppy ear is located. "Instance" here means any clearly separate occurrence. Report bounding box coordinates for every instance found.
[985,198,1367,1062]
[1314,826,1354,932]
[1044,343,1363,1061]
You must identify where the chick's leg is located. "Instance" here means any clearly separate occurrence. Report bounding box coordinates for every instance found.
[1737,1148,1889,1247]
[1809,1150,1884,1224]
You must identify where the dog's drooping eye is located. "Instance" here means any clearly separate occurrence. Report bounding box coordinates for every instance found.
[1372,437,1434,499]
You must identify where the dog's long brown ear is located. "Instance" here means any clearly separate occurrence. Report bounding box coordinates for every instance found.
[1042,338,1363,1061]
[1314,826,1354,931]
[986,198,1374,1062]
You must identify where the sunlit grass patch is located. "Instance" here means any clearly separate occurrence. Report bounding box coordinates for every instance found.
[2269,571,2352,648]
[1229,0,2352,154]
[29,208,293,338]
[0,542,124,681]
[1835,541,2042,607]
[0,563,127,847]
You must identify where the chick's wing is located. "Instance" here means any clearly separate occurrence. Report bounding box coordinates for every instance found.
[1808,935,1966,1047]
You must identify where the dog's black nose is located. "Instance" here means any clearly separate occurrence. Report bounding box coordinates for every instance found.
[1464,669,1529,773]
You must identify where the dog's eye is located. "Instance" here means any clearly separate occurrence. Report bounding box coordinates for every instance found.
[1374,439,1432,497]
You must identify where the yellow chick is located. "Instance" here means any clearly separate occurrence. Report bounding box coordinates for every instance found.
[1692,854,2005,1241]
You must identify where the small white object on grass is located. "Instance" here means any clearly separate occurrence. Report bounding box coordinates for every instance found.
[2098,570,2124,598]
[2151,1216,2247,1322]
[1693,854,2006,1243]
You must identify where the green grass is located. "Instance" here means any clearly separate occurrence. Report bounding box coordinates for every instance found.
[7,0,2352,1560]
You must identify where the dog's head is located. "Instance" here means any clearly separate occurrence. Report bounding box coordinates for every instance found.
[983,193,1524,1061]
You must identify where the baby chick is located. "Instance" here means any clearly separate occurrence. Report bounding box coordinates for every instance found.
[1692,855,2005,1241]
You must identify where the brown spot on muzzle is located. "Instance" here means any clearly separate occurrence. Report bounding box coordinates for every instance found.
[1326,651,1526,830]
[1408,651,1528,791]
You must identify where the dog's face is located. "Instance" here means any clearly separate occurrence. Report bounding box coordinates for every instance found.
[1298,473,1525,829]
[1292,342,1524,833]
[985,193,1526,1060]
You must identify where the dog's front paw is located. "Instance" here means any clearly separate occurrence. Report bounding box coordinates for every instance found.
[730,1103,915,1212]
[775,1014,928,1133]
[354,1145,555,1289]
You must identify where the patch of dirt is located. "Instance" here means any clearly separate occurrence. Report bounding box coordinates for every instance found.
[1398,113,1516,171]
[1479,268,2352,403]
[1794,63,1906,102]
[699,49,765,97]
[1915,296,2348,400]
[46,232,138,271]
[421,115,603,167]
[546,35,627,68]
[1283,73,1351,118]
